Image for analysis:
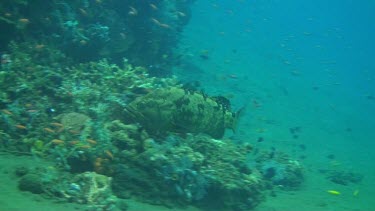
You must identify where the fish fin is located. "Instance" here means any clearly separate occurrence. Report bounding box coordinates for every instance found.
[231,104,247,133]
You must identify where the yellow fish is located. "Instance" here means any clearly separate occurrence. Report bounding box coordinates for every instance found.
[353,190,359,197]
[327,190,341,195]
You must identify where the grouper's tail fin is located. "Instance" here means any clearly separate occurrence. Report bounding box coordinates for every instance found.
[230,104,248,133]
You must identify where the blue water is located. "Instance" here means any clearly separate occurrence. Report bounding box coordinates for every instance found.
[177,0,375,209]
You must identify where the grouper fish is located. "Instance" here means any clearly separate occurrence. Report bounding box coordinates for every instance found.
[123,87,239,138]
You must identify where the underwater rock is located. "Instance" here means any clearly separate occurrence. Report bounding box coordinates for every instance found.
[326,170,363,185]
[18,173,44,194]
[14,166,29,177]
[256,151,304,189]
[15,166,119,209]
[123,87,237,138]
[68,172,114,205]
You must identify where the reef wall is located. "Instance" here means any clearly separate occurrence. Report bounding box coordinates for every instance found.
[0,0,195,75]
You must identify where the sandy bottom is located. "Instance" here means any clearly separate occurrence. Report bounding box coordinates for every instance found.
[254,171,373,211]
[0,153,201,211]
[0,151,373,211]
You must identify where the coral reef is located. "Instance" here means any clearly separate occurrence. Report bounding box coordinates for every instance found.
[111,133,264,211]
[0,42,176,159]
[0,37,304,211]
[106,120,150,152]
[0,0,195,73]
